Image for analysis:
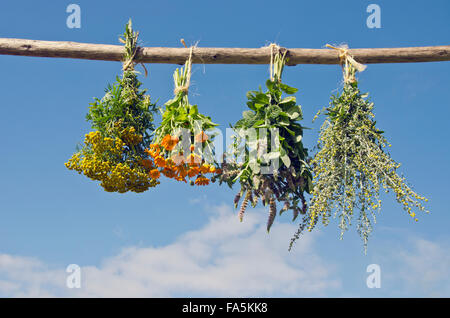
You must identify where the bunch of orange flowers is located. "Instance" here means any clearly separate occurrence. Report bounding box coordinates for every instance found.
[144,133,221,186]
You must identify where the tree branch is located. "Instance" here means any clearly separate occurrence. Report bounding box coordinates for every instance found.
[1,38,449,65]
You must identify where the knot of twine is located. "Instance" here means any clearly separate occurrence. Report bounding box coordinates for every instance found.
[326,44,366,83]
[122,50,136,72]
[173,41,194,95]
[121,30,148,77]
[121,29,138,72]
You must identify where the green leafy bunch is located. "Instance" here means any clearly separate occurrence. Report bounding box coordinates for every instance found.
[65,20,159,193]
[153,57,218,164]
[291,64,429,252]
[86,19,156,160]
[220,50,313,232]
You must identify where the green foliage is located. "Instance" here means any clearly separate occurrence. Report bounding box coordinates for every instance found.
[86,78,156,156]
[153,59,218,160]
[85,19,157,159]
[220,51,312,232]
[290,67,429,252]
[66,19,159,193]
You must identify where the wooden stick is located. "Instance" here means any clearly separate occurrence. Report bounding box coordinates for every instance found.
[1,38,449,65]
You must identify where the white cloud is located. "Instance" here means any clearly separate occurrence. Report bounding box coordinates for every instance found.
[0,254,66,297]
[2,206,450,297]
[390,238,450,297]
[0,204,341,297]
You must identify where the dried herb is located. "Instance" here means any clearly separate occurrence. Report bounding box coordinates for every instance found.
[65,20,159,193]
[220,49,313,232]
[291,62,429,252]
[149,48,220,185]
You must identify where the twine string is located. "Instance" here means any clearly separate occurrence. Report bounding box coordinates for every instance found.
[121,30,148,77]
[174,40,194,95]
[122,30,138,72]
[326,44,367,83]
[122,49,136,72]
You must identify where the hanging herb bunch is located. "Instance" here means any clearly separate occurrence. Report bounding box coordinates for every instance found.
[290,45,429,251]
[65,20,159,193]
[147,45,221,186]
[219,47,313,232]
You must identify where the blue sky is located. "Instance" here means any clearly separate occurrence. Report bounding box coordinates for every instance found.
[0,0,449,297]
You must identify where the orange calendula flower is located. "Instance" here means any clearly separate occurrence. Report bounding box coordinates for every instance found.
[146,144,160,157]
[154,156,166,168]
[176,165,189,178]
[188,166,200,178]
[215,168,222,175]
[199,164,210,174]
[165,158,174,166]
[161,134,179,151]
[161,135,171,147]
[141,159,153,170]
[175,175,187,183]
[145,149,154,158]
[162,168,176,178]
[190,144,195,151]
[149,169,161,179]
[209,166,216,173]
[194,131,208,143]
[195,176,210,186]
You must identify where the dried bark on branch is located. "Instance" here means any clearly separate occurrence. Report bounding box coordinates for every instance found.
[0,38,449,65]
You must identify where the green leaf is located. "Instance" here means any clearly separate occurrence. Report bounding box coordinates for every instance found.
[281,154,291,168]
[280,96,296,104]
[254,92,270,104]
[189,104,199,116]
[278,118,290,126]
[287,111,300,120]
[254,103,265,110]
[246,101,256,111]
[246,91,257,101]
[265,79,275,93]
[284,127,296,136]
[285,105,302,119]
[279,83,298,94]
[243,110,255,120]
[253,119,265,127]
[175,113,188,122]
[267,105,282,119]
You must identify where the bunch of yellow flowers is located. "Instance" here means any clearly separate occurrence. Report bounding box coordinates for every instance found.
[66,20,158,193]
[65,128,159,193]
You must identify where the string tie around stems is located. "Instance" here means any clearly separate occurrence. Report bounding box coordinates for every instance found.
[173,39,194,95]
[263,43,288,82]
[120,20,148,76]
[326,44,367,83]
